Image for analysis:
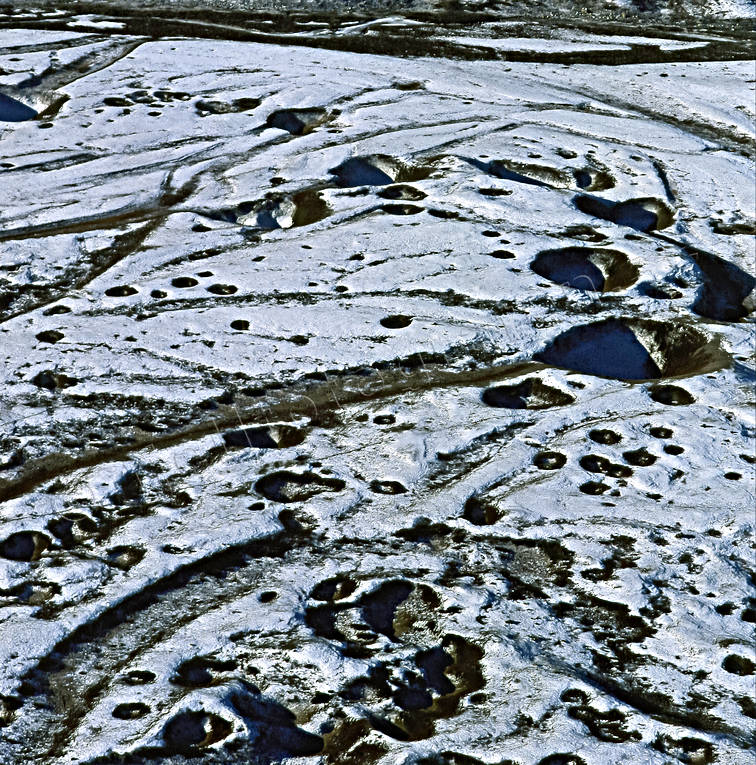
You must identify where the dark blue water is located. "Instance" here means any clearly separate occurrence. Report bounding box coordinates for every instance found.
[537,319,662,380]
[0,94,37,122]
[530,249,605,291]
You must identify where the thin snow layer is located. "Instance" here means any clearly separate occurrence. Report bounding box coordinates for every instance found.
[10,0,756,16]
[610,0,755,16]
[0,14,754,765]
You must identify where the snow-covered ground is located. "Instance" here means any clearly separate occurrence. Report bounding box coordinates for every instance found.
[0,6,753,765]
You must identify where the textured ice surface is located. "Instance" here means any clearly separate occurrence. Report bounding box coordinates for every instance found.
[0,3,754,765]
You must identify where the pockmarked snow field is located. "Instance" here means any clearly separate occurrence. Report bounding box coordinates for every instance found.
[0,3,754,764]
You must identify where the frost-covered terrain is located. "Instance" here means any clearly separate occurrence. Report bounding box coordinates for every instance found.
[0,3,754,764]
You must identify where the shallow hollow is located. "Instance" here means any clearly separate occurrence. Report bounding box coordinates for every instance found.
[481,377,575,409]
[479,159,614,192]
[690,249,755,321]
[266,107,327,135]
[535,317,728,381]
[255,470,345,503]
[329,154,431,187]
[236,190,330,229]
[530,247,638,292]
[223,424,305,449]
[574,195,674,232]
